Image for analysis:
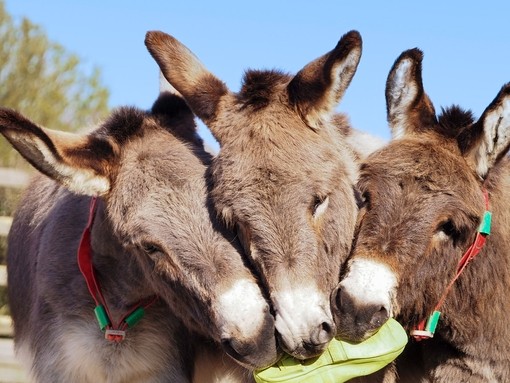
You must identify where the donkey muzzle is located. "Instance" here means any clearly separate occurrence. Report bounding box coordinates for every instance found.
[331,285,390,342]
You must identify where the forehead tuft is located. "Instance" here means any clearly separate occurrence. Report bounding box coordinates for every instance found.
[98,107,146,145]
[97,94,200,148]
[238,69,290,110]
[361,138,476,190]
[437,105,475,137]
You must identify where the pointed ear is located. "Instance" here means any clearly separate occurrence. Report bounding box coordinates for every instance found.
[0,108,115,196]
[385,49,437,139]
[287,30,362,131]
[145,31,229,140]
[159,70,182,96]
[459,83,510,178]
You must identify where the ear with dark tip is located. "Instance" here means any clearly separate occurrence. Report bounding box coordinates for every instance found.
[0,107,114,196]
[385,48,437,139]
[145,31,230,141]
[459,83,510,178]
[287,30,362,131]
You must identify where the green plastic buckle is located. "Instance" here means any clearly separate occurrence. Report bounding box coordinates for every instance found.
[94,305,111,331]
[125,307,145,328]
[424,311,441,335]
[478,211,492,235]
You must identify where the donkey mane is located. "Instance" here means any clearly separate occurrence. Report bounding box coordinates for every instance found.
[239,69,289,110]
[90,93,210,166]
[99,93,196,143]
[98,106,146,145]
[437,105,475,137]
[152,92,203,146]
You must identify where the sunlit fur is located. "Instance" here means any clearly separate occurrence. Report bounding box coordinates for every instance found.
[334,48,510,382]
[3,92,277,382]
[145,30,387,360]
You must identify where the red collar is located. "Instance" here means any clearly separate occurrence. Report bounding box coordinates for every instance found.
[411,189,491,340]
[77,197,157,342]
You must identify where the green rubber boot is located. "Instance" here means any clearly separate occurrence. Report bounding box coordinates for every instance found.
[254,318,408,383]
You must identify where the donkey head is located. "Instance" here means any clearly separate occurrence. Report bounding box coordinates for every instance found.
[145,31,362,359]
[0,93,278,368]
[332,48,510,342]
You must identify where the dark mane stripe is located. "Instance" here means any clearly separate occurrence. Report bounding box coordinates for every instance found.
[99,106,146,145]
[151,92,201,146]
[97,93,199,148]
[438,105,475,137]
[151,92,193,118]
[239,69,289,110]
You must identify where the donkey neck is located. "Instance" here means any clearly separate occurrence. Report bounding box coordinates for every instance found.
[440,173,510,352]
[87,198,154,311]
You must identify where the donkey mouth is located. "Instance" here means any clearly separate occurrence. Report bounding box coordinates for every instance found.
[335,325,379,344]
[221,336,280,369]
[302,340,331,357]
[277,334,330,360]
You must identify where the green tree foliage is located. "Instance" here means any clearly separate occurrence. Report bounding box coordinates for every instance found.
[0,0,110,201]
[0,2,110,313]
[0,0,111,240]
[0,0,110,168]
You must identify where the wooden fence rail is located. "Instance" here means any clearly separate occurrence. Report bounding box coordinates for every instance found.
[0,168,20,337]
[0,168,30,189]
[0,167,25,337]
[0,167,28,382]
[0,265,10,337]
[0,217,12,238]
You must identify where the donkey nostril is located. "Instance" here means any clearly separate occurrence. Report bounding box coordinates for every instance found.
[333,286,343,307]
[370,306,389,327]
[314,320,336,345]
[221,338,242,361]
[221,337,258,363]
[321,321,332,334]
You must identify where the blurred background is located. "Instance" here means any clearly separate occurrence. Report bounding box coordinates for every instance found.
[0,1,508,380]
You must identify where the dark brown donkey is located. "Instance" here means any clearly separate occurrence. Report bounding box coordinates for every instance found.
[145,30,364,360]
[3,89,278,382]
[333,49,510,381]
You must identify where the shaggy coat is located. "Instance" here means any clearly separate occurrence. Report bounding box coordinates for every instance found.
[334,49,510,382]
[144,30,377,360]
[3,92,277,383]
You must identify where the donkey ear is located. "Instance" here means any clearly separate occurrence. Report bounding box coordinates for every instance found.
[459,83,510,178]
[0,108,114,196]
[287,30,362,131]
[159,70,182,96]
[385,49,437,139]
[145,31,229,141]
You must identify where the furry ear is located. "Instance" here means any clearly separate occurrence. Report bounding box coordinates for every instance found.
[459,83,510,178]
[385,49,437,139]
[287,30,362,131]
[0,108,114,196]
[159,71,182,96]
[145,31,230,143]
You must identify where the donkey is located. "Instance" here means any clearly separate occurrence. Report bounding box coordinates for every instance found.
[333,48,510,382]
[3,88,278,382]
[145,30,366,360]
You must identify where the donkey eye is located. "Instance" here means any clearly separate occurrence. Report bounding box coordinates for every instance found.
[141,242,162,255]
[312,195,330,217]
[437,220,457,238]
[356,190,371,209]
[353,187,364,209]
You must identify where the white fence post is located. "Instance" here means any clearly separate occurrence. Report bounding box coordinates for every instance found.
[0,167,29,339]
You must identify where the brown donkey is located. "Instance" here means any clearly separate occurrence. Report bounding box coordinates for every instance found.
[145,30,364,360]
[333,49,510,381]
[3,89,278,382]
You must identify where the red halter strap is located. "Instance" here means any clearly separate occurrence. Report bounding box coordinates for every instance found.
[411,189,491,341]
[77,197,158,342]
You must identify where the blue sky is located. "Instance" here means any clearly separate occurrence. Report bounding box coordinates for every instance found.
[6,1,510,151]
